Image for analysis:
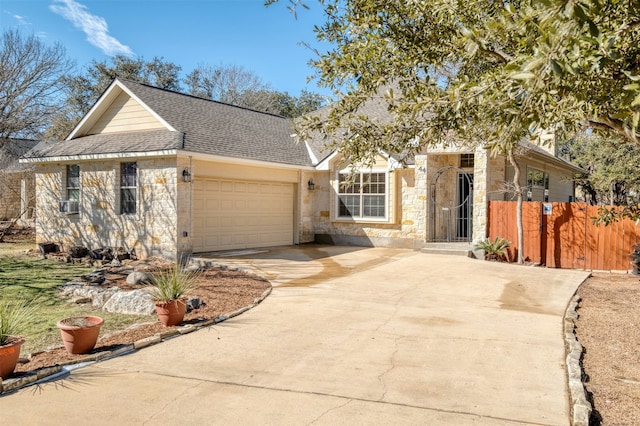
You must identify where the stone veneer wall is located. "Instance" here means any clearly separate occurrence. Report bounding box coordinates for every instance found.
[0,171,34,220]
[35,157,180,260]
[309,166,427,249]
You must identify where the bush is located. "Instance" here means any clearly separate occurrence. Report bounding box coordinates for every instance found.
[475,237,511,262]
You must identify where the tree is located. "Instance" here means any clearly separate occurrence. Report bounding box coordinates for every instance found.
[237,89,325,117]
[46,56,182,140]
[560,132,640,206]
[185,63,325,117]
[185,63,269,106]
[269,0,640,262]
[0,29,71,139]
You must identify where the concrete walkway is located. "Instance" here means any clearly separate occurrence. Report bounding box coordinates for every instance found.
[0,245,589,425]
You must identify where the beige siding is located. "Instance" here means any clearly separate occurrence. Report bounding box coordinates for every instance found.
[505,157,576,202]
[87,92,164,135]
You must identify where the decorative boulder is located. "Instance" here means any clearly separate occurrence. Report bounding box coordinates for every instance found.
[126,271,154,285]
[102,289,155,315]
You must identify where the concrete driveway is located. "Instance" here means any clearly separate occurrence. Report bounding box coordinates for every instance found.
[0,245,589,425]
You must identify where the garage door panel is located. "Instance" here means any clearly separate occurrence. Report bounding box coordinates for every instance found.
[193,178,294,252]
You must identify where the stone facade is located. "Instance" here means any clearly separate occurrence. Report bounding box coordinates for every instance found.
[35,157,180,260]
[0,171,34,221]
[309,155,429,249]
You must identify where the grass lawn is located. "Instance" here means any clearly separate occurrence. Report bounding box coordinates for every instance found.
[0,241,155,355]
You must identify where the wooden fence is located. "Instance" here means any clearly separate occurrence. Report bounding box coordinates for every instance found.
[487,201,640,270]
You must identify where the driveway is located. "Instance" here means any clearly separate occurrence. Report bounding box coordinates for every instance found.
[0,245,589,425]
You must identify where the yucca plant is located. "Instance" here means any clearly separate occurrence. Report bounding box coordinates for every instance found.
[474,237,511,262]
[146,262,202,302]
[0,295,39,346]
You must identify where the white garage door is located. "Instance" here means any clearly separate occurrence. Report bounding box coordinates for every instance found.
[193,179,294,252]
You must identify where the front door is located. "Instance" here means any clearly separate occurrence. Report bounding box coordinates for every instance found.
[456,173,473,240]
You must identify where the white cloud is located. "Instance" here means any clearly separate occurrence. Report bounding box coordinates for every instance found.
[50,0,134,57]
[11,13,28,25]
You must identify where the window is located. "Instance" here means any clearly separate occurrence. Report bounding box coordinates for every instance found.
[60,164,80,214]
[66,165,80,201]
[337,172,387,219]
[527,167,549,201]
[120,162,137,214]
[460,153,474,168]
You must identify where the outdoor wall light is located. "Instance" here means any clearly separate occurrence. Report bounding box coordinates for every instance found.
[307,178,315,190]
[182,168,192,182]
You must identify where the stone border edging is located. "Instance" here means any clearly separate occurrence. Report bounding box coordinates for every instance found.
[0,285,272,396]
[564,294,592,426]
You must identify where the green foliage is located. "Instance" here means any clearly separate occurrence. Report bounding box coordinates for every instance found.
[0,253,154,354]
[0,295,39,345]
[268,0,640,167]
[561,132,640,205]
[475,237,511,262]
[147,263,201,302]
[592,205,640,226]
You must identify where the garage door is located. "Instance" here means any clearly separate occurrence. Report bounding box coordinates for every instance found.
[193,179,294,252]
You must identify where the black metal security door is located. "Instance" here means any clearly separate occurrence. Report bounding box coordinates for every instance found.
[429,166,474,242]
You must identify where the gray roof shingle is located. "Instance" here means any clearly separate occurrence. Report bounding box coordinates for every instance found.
[119,80,312,166]
[26,79,313,167]
[1,138,39,170]
[24,129,182,160]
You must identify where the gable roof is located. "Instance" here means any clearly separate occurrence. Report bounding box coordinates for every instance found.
[25,79,313,167]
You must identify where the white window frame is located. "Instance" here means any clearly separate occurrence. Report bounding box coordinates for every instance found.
[120,162,138,215]
[66,164,80,201]
[526,166,550,202]
[60,164,80,214]
[335,170,389,222]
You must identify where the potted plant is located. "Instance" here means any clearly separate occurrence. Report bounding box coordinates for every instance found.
[0,296,38,379]
[147,261,201,327]
[56,315,104,354]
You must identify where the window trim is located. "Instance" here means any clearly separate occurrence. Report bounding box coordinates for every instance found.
[120,162,138,215]
[66,164,80,201]
[526,166,550,202]
[460,153,474,169]
[334,170,390,222]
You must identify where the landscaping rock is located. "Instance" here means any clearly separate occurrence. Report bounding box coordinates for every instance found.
[102,289,155,315]
[81,270,106,285]
[126,271,154,285]
[186,296,203,311]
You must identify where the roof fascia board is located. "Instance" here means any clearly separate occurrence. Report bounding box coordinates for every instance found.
[67,79,176,140]
[527,151,584,174]
[304,140,319,165]
[20,149,177,164]
[177,150,316,171]
[314,150,338,170]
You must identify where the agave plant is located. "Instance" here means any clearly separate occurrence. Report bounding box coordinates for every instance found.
[0,295,39,346]
[146,261,202,302]
[474,237,511,262]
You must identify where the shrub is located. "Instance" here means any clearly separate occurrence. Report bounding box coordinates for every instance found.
[475,237,511,262]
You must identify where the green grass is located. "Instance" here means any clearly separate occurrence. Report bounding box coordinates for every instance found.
[0,249,155,355]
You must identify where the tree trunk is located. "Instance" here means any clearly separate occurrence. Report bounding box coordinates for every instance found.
[508,150,525,264]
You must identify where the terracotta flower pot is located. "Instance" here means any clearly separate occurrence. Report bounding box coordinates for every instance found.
[0,337,25,379]
[56,316,104,354]
[155,299,187,327]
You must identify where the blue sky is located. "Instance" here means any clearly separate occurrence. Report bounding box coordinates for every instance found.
[0,0,331,97]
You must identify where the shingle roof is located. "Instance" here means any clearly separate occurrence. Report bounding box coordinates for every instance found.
[24,129,182,160]
[120,80,312,166]
[0,138,39,170]
[301,92,415,166]
[26,79,313,167]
